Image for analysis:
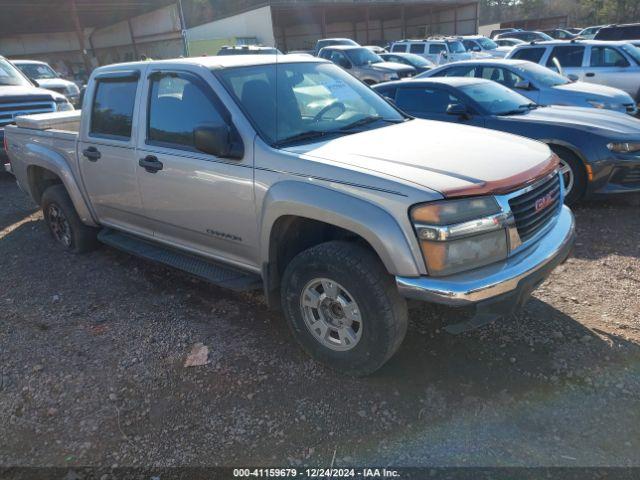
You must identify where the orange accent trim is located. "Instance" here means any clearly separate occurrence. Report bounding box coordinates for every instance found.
[442,154,560,199]
[585,164,594,181]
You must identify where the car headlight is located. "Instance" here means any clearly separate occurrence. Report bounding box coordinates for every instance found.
[587,100,621,110]
[607,142,640,153]
[55,99,74,111]
[411,197,509,276]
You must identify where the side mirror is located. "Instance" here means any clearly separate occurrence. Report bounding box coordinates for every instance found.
[446,103,468,117]
[194,124,243,159]
[567,73,579,82]
[514,80,531,90]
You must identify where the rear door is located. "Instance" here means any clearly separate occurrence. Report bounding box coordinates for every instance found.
[544,45,586,79]
[135,66,258,269]
[78,69,152,235]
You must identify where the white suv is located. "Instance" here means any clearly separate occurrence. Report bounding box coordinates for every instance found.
[506,40,640,103]
[389,38,472,65]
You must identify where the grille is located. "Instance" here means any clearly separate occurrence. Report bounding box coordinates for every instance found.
[0,100,56,127]
[509,173,562,243]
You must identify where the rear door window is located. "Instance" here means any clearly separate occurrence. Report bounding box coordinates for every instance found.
[433,65,477,77]
[90,78,138,140]
[479,66,524,87]
[590,47,630,67]
[546,46,585,68]
[428,44,446,54]
[391,44,407,53]
[410,44,425,54]
[510,47,546,63]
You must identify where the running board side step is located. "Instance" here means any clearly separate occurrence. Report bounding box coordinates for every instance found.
[98,228,262,291]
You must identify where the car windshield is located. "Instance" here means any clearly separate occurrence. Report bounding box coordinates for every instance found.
[345,48,383,66]
[536,32,555,41]
[460,81,535,115]
[16,63,58,79]
[217,62,405,146]
[513,62,569,87]
[447,41,466,53]
[621,44,640,64]
[0,58,31,86]
[477,38,498,50]
[401,54,432,66]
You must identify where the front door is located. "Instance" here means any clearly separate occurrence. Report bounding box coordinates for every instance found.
[78,70,151,235]
[393,86,485,127]
[135,68,257,270]
[583,46,635,95]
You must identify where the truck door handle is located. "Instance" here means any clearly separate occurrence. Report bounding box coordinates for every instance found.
[586,72,595,77]
[139,155,163,173]
[82,147,101,161]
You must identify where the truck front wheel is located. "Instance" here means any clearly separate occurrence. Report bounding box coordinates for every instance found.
[281,241,408,376]
[41,185,98,253]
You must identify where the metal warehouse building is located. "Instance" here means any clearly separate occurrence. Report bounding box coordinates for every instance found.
[0,0,478,78]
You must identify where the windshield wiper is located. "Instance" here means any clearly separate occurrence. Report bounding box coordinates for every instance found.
[275,130,338,147]
[499,103,537,116]
[339,115,403,131]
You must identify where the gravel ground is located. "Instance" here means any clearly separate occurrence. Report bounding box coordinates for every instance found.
[1,172,639,468]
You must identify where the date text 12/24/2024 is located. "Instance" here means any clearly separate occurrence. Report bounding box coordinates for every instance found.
[233,468,401,478]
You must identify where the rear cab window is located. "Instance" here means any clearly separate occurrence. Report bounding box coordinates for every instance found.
[510,47,546,63]
[90,74,139,140]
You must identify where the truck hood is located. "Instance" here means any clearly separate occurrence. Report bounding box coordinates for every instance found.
[506,105,640,135]
[371,62,415,73]
[553,81,633,102]
[0,85,66,103]
[285,119,556,198]
[35,78,76,90]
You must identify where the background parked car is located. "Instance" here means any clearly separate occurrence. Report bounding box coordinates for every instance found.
[379,53,435,74]
[496,30,554,42]
[595,23,640,41]
[389,38,472,64]
[495,38,526,47]
[217,45,283,56]
[506,40,640,104]
[578,25,607,39]
[313,38,359,56]
[374,77,640,204]
[419,59,637,115]
[566,28,584,35]
[460,35,511,58]
[12,59,81,106]
[364,45,387,54]
[543,29,579,40]
[318,45,416,84]
[490,28,522,39]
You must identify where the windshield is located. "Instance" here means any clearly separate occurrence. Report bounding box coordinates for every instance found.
[460,81,534,115]
[536,31,555,41]
[477,38,498,50]
[0,59,32,87]
[447,41,466,53]
[216,62,405,146]
[345,48,383,66]
[15,62,57,79]
[621,44,640,65]
[513,62,569,87]
[401,53,432,66]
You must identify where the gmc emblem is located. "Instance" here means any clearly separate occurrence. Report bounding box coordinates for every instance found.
[535,192,554,213]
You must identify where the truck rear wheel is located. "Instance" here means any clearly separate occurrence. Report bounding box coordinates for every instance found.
[41,185,98,253]
[281,241,408,376]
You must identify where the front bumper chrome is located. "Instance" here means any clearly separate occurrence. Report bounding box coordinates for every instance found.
[396,205,575,306]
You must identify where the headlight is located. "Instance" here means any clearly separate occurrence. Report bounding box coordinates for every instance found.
[55,99,74,111]
[587,100,621,110]
[411,197,509,276]
[607,142,640,153]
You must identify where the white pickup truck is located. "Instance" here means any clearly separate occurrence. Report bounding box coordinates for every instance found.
[5,55,575,375]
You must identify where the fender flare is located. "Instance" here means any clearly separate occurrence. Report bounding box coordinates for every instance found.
[260,181,422,277]
[25,143,98,226]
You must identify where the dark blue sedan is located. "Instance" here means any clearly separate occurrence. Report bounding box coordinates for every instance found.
[379,53,435,75]
[374,77,640,205]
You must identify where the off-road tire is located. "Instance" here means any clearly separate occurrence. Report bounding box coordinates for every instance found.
[281,241,408,376]
[41,184,98,253]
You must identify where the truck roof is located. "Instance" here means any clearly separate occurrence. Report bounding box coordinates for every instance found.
[92,54,325,74]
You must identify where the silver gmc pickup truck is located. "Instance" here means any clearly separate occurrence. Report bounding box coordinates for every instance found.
[5,55,576,375]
